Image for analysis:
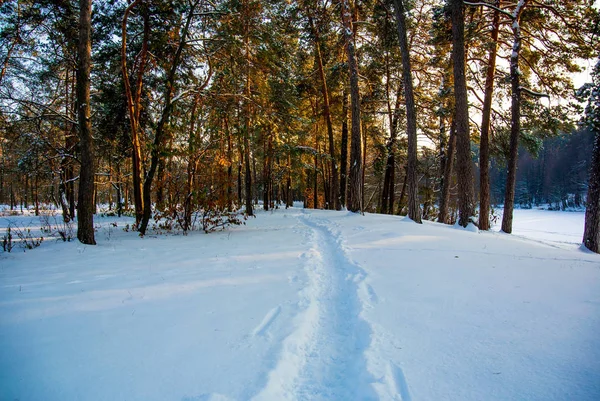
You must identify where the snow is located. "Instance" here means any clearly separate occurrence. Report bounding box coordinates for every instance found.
[1,208,599,401]
[494,208,587,249]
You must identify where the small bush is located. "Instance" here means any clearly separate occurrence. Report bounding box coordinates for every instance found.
[200,208,244,233]
[2,227,14,252]
[2,222,44,251]
[39,213,74,242]
[16,227,44,249]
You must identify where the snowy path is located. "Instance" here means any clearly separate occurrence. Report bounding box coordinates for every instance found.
[252,211,376,400]
[1,208,599,401]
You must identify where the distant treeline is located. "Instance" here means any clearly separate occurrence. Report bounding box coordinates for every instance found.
[489,128,594,210]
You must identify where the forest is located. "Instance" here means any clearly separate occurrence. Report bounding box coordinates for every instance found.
[0,0,599,251]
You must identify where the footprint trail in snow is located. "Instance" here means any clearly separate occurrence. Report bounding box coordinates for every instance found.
[251,211,377,401]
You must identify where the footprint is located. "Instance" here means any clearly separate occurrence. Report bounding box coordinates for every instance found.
[182,394,234,401]
[251,305,282,337]
[365,283,379,304]
[389,362,412,401]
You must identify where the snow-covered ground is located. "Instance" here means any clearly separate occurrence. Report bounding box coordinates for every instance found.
[1,208,599,401]
[494,208,587,248]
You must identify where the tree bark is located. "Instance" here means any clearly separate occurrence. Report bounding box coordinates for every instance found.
[243,0,253,216]
[479,0,501,231]
[583,123,600,253]
[184,91,201,231]
[139,1,197,235]
[438,119,457,223]
[501,0,529,234]
[362,120,366,210]
[314,134,319,209]
[308,14,340,210]
[60,69,73,223]
[397,166,408,213]
[76,0,96,245]
[263,130,273,211]
[341,0,362,213]
[380,143,394,214]
[238,138,243,206]
[340,88,349,208]
[121,1,148,226]
[582,59,600,252]
[451,0,475,227]
[243,88,253,216]
[380,54,402,215]
[67,71,77,220]
[286,153,292,208]
[225,116,234,210]
[393,0,421,223]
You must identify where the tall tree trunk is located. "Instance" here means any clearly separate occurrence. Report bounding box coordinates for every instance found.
[156,159,166,210]
[286,153,292,208]
[380,54,402,215]
[341,0,362,213]
[501,0,529,234]
[184,91,201,231]
[479,0,501,231]
[263,129,273,211]
[381,146,394,214]
[244,122,253,215]
[308,14,340,210]
[582,59,600,253]
[226,117,234,210]
[243,2,253,217]
[183,67,212,228]
[583,120,600,253]
[34,164,39,216]
[438,119,457,223]
[397,166,408,213]
[58,171,71,222]
[252,143,258,205]
[314,136,319,209]
[24,175,28,209]
[139,2,197,235]
[362,121,367,210]
[438,114,447,202]
[59,69,72,223]
[121,1,148,226]
[76,0,96,245]
[68,71,77,220]
[115,163,123,217]
[451,0,475,227]
[10,181,15,210]
[238,139,243,205]
[340,88,349,208]
[393,0,421,223]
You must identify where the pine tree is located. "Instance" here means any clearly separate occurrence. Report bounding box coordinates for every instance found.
[76,0,96,244]
[451,0,475,227]
[500,0,529,234]
[580,59,600,253]
[340,0,362,213]
[392,0,421,223]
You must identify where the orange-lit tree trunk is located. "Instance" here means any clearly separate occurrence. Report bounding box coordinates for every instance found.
[340,0,362,213]
[478,0,501,230]
[393,0,421,223]
[121,0,148,226]
[308,12,340,210]
[451,0,475,227]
